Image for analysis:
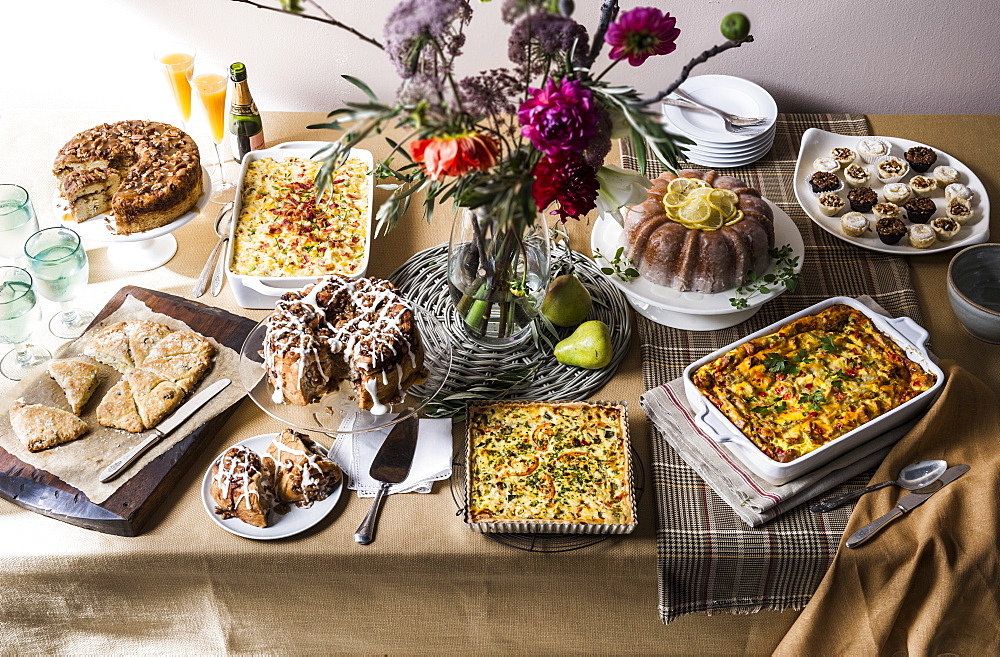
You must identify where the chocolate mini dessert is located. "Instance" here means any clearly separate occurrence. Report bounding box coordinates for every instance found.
[876,216,907,245]
[848,186,878,212]
[904,197,936,223]
[808,171,842,194]
[905,146,937,173]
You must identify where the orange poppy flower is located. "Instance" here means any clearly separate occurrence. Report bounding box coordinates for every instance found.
[408,132,500,181]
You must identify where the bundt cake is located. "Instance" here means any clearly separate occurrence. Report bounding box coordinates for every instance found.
[53,120,202,233]
[622,170,775,294]
[263,275,428,414]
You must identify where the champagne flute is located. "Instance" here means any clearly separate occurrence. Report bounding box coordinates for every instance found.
[155,43,197,127]
[193,61,235,202]
[23,227,94,339]
[0,184,40,264]
[0,267,51,381]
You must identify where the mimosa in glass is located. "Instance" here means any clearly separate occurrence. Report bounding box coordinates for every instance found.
[0,184,39,263]
[0,267,51,381]
[194,63,234,201]
[155,44,197,126]
[24,227,94,339]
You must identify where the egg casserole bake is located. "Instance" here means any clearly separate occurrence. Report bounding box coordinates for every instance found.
[466,401,635,531]
[691,304,937,463]
[231,156,369,277]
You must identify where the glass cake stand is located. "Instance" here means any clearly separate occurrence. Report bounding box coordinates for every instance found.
[54,167,212,271]
[239,305,453,435]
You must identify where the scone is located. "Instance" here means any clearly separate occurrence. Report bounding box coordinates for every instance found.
[96,368,185,432]
[139,330,214,392]
[211,445,277,528]
[84,320,172,372]
[266,428,342,508]
[47,358,100,415]
[9,399,89,452]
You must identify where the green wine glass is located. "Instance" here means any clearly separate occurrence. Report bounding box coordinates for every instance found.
[0,266,51,381]
[24,227,95,339]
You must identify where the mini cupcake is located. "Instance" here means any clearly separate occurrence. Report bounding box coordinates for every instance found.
[873,202,900,221]
[945,183,974,203]
[904,146,937,173]
[857,137,891,163]
[840,212,869,237]
[909,175,938,198]
[908,223,937,249]
[882,182,911,204]
[817,192,845,216]
[831,147,856,168]
[931,216,961,241]
[812,157,841,173]
[848,186,878,212]
[875,155,909,184]
[843,164,870,187]
[933,165,959,188]
[904,197,936,224]
[946,198,973,223]
[876,216,907,245]
[808,171,843,195]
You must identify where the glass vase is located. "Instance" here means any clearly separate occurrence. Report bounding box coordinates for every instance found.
[447,207,550,346]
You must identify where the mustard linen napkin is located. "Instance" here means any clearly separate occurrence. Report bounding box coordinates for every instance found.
[775,362,1000,654]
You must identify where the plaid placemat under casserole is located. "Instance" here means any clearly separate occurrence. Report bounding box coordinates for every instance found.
[621,113,925,624]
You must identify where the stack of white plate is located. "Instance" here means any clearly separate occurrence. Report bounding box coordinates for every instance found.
[660,74,778,169]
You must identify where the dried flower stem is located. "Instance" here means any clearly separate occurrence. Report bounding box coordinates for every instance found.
[229,0,384,50]
[585,0,620,68]
[635,36,754,107]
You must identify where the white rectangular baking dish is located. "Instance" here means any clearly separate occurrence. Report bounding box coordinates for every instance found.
[225,141,374,309]
[682,296,945,485]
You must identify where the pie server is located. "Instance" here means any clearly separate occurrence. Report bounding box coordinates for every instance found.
[354,414,419,545]
[846,463,970,548]
[98,378,231,483]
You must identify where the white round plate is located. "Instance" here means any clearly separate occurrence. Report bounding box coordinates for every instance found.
[685,138,776,164]
[54,167,212,243]
[661,75,778,144]
[591,198,804,328]
[794,128,990,254]
[680,126,776,156]
[201,433,343,540]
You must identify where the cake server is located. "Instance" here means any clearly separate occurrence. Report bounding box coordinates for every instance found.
[99,378,231,483]
[846,464,970,548]
[354,414,419,545]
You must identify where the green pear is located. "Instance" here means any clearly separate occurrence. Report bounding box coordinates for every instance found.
[541,274,592,327]
[554,320,613,369]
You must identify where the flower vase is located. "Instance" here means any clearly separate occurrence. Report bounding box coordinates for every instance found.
[447,207,550,346]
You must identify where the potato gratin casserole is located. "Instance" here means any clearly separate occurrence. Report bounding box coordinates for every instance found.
[231,156,369,277]
[691,304,937,463]
[466,401,635,529]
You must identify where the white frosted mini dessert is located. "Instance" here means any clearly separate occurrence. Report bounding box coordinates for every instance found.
[840,212,869,237]
[908,224,936,249]
[944,183,974,203]
[857,137,890,163]
[933,166,959,188]
[882,182,911,204]
[812,157,841,174]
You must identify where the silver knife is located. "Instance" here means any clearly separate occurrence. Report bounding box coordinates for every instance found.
[99,378,232,483]
[354,414,419,545]
[846,464,970,548]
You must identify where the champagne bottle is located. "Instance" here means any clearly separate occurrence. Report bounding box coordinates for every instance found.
[229,62,264,162]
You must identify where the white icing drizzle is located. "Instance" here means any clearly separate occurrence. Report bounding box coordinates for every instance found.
[212,446,270,515]
[268,434,336,505]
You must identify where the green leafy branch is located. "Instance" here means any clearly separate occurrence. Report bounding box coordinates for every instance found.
[729,244,800,309]
[421,363,541,419]
[593,246,639,283]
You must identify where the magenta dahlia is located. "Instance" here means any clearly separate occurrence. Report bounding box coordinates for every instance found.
[604,7,680,66]
[531,152,600,221]
[517,78,601,157]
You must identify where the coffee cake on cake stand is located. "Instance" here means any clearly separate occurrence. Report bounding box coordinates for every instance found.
[54,168,212,271]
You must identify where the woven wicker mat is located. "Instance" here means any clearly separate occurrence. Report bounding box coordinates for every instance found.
[622,113,924,624]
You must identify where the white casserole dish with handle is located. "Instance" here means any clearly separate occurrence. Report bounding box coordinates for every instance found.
[681,296,945,485]
[225,141,374,309]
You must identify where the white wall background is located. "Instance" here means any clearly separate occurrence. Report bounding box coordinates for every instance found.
[3,0,999,121]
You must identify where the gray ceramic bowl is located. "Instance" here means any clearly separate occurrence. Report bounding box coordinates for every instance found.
[947,243,1000,343]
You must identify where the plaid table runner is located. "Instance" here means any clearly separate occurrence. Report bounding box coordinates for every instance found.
[622,114,924,624]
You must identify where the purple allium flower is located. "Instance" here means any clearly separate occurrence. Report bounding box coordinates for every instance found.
[383,0,472,78]
[459,68,522,138]
[508,13,589,76]
[604,7,680,66]
[531,152,600,221]
[518,78,601,156]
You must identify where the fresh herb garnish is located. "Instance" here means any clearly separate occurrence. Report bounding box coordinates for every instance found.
[730,244,800,309]
[793,349,814,365]
[818,335,843,354]
[798,391,826,411]
[763,353,798,375]
[594,247,640,283]
[751,400,788,416]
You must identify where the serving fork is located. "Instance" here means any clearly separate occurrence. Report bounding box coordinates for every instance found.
[664,90,767,132]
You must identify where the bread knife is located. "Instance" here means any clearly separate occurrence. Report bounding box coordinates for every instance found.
[99,378,231,483]
[845,464,970,548]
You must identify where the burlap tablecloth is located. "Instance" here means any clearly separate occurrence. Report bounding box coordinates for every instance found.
[0,108,997,654]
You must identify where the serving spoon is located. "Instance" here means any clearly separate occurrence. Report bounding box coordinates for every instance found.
[192,201,233,298]
[811,459,948,513]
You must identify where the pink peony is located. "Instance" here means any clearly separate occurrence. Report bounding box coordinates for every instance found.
[517,78,601,156]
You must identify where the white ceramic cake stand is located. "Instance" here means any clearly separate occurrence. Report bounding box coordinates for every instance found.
[591,199,805,330]
[54,167,212,271]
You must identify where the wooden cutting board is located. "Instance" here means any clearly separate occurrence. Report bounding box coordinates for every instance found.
[0,286,258,536]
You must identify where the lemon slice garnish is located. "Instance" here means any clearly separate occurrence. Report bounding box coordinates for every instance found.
[667,177,711,197]
[663,184,745,232]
